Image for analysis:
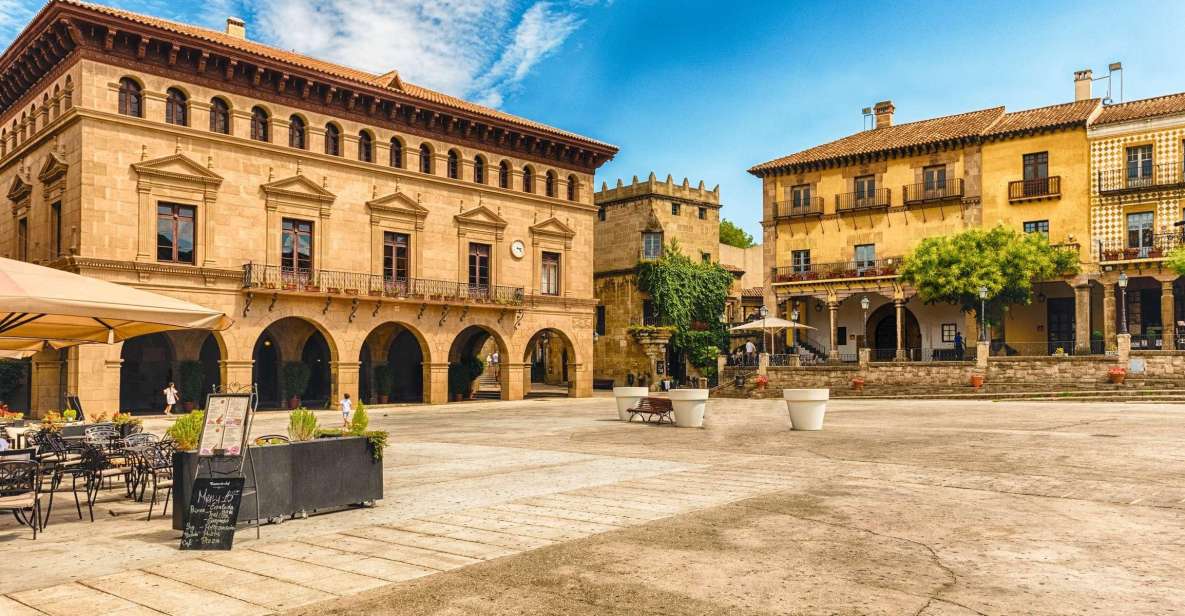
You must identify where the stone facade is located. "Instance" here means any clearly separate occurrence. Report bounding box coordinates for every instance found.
[592,174,742,388]
[0,3,617,415]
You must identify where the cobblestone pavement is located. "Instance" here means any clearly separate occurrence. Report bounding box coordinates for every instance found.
[3,396,1184,615]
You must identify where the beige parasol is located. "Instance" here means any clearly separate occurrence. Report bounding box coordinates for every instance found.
[0,257,232,345]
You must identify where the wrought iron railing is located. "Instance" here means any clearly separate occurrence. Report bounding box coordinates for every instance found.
[241,263,524,305]
[1008,176,1061,201]
[771,257,903,283]
[1097,232,1185,261]
[835,188,891,213]
[902,179,964,205]
[868,347,971,362]
[772,197,825,219]
[1097,162,1185,195]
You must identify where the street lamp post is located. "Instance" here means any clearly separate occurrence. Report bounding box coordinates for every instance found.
[860,296,870,351]
[978,286,989,343]
[790,306,800,352]
[1118,273,1129,335]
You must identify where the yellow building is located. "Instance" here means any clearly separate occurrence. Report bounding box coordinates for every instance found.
[0,1,617,415]
[750,72,1114,362]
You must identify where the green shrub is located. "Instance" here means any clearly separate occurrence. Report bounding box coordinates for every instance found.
[178,360,205,404]
[282,362,311,400]
[349,402,369,434]
[315,427,389,461]
[166,410,205,451]
[62,408,77,421]
[288,407,318,441]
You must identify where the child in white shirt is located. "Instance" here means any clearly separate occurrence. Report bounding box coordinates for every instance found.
[340,393,354,428]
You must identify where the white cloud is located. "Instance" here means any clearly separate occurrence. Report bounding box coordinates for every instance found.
[0,0,35,44]
[246,0,593,107]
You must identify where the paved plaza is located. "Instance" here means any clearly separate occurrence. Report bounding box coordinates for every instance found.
[2,395,1184,615]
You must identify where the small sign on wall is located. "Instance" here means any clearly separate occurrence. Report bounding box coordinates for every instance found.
[1129,358,1146,375]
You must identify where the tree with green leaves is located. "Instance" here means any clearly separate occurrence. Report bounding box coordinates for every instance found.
[899,226,1079,324]
[637,241,734,377]
[1166,246,1185,276]
[719,219,755,248]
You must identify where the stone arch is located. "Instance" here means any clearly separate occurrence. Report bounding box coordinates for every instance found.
[521,327,576,397]
[447,324,509,402]
[251,316,340,409]
[119,332,176,412]
[359,321,431,404]
[866,301,920,360]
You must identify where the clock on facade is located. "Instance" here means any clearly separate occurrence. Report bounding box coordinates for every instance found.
[510,240,526,259]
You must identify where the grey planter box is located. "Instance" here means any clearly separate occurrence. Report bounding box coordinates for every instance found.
[172,436,383,530]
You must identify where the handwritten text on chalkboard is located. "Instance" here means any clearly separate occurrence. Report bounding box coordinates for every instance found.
[180,477,244,550]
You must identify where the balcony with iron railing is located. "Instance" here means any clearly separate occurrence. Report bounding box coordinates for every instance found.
[902,178,963,206]
[772,197,825,220]
[1097,232,1185,262]
[1097,161,1185,196]
[771,257,903,284]
[1007,176,1061,202]
[241,263,524,305]
[835,188,891,213]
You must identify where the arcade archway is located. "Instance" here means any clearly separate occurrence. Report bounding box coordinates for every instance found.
[522,328,575,397]
[359,322,429,404]
[447,325,507,401]
[251,317,337,409]
[119,333,174,412]
[867,302,921,360]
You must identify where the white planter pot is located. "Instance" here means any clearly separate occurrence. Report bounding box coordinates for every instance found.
[613,387,650,421]
[783,388,829,431]
[668,389,709,428]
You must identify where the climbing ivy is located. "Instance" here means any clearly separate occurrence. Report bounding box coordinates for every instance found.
[636,241,734,376]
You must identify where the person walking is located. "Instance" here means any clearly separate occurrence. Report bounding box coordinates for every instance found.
[491,350,500,379]
[340,392,354,428]
[953,331,965,360]
[162,381,179,416]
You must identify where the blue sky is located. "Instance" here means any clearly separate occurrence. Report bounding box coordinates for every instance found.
[2,0,1183,239]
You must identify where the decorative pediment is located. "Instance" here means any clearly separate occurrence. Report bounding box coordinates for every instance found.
[454,205,507,237]
[529,216,576,247]
[262,174,335,214]
[373,70,405,91]
[6,174,31,203]
[37,151,68,184]
[131,153,223,188]
[367,191,428,229]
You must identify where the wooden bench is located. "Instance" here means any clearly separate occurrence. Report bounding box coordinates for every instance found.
[628,397,673,424]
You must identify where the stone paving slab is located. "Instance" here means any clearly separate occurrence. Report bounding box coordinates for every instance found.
[0,596,44,616]
[8,582,161,616]
[144,559,335,612]
[327,529,483,570]
[252,538,439,582]
[83,572,271,616]
[202,550,389,596]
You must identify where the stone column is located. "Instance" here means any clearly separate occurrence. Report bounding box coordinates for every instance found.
[1161,279,1176,351]
[976,341,989,369]
[894,298,906,360]
[1073,283,1092,355]
[30,356,62,419]
[330,361,359,407]
[567,362,591,397]
[757,352,769,376]
[424,362,449,404]
[502,361,526,401]
[827,299,839,362]
[220,360,254,391]
[716,354,726,377]
[1103,282,1117,352]
[858,347,870,367]
[1117,333,1131,364]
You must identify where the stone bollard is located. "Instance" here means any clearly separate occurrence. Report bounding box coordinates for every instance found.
[758,352,769,376]
[1117,333,1131,364]
[976,341,989,369]
[858,348,870,367]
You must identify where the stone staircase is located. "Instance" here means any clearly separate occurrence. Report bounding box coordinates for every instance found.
[715,378,1185,403]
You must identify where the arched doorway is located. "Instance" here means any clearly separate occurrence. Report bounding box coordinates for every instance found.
[447,325,506,402]
[523,328,574,397]
[359,323,428,404]
[389,330,424,402]
[251,317,337,410]
[252,331,280,408]
[120,333,174,412]
[868,303,921,360]
[198,333,222,400]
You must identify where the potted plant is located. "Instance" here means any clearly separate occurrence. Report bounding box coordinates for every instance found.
[784,388,829,431]
[1108,366,1127,384]
[754,374,769,390]
[112,411,143,436]
[448,363,468,401]
[282,361,311,410]
[62,408,78,422]
[668,388,709,428]
[165,410,205,451]
[612,385,649,421]
[850,377,865,391]
[970,373,985,389]
[373,366,393,404]
[462,355,486,399]
[178,360,204,412]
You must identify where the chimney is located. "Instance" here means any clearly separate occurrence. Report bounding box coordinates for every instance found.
[225,17,246,39]
[873,100,894,129]
[1074,69,1092,101]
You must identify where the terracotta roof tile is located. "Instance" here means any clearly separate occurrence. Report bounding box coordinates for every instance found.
[61,0,615,150]
[748,107,1004,175]
[982,99,1100,137]
[1094,91,1185,126]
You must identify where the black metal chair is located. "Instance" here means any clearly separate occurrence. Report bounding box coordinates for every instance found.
[0,460,43,538]
[73,443,133,522]
[139,440,175,521]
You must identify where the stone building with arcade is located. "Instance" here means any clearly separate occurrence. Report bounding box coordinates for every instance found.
[0,0,617,415]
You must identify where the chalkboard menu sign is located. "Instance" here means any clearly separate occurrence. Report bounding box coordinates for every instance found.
[180,477,244,550]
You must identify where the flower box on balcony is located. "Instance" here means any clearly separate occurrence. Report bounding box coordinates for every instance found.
[326,287,341,294]
[368,290,382,297]
[1103,250,1122,261]
[1124,248,1140,259]
[282,283,298,291]
[303,285,319,292]
[1148,249,1164,259]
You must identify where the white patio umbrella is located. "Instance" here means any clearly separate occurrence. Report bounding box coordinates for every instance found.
[0,257,232,346]
[730,316,815,356]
